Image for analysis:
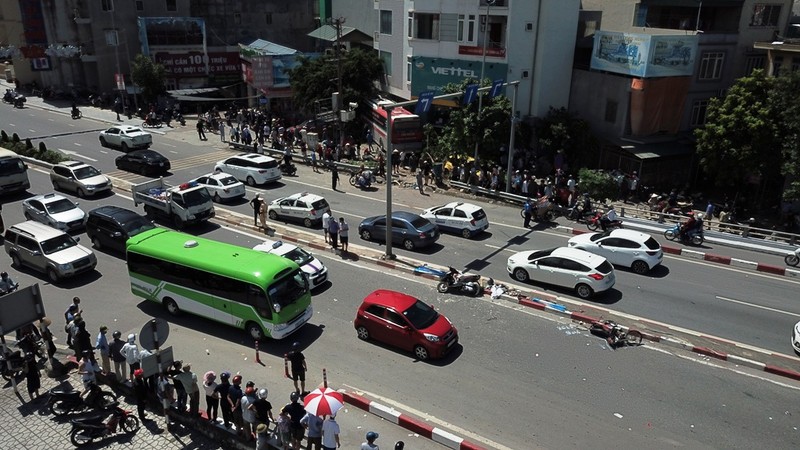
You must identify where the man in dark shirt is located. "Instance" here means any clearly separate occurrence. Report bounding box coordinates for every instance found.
[254,388,274,426]
[285,391,306,450]
[286,342,307,393]
[214,372,233,427]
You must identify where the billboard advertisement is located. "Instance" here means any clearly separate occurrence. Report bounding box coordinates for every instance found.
[410,57,508,96]
[154,52,240,77]
[591,31,697,78]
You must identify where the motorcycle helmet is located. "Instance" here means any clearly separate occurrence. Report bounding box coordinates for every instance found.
[290,391,300,402]
[258,388,268,399]
[112,330,122,339]
[366,431,379,441]
[220,371,231,381]
[134,369,144,378]
[1,272,7,278]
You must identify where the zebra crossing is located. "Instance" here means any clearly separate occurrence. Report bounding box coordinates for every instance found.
[106,149,234,182]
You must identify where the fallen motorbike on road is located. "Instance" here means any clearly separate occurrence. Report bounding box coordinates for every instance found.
[280,161,297,176]
[47,384,117,416]
[664,223,704,246]
[437,266,483,297]
[69,405,140,447]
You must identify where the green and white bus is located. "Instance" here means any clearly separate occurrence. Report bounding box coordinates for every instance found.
[126,228,312,340]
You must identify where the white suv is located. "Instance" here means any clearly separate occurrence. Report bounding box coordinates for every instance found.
[267,192,330,227]
[214,153,281,186]
[4,220,97,282]
[420,202,489,238]
[567,229,663,274]
[253,240,328,290]
[50,161,112,198]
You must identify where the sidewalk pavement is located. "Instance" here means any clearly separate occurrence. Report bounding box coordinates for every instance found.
[1,345,469,450]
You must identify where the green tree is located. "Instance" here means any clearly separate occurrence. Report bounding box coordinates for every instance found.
[768,69,800,201]
[131,54,167,105]
[287,47,383,116]
[694,70,781,191]
[578,168,618,203]
[436,79,516,163]
[535,107,598,173]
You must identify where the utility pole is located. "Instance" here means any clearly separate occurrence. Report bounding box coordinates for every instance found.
[473,0,496,161]
[333,17,345,155]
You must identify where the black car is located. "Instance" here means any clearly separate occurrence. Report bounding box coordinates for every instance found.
[115,149,171,176]
[85,206,155,253]
[358,211,439,250]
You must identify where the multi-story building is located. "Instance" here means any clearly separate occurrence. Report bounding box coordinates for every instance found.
[571,0,794,186]
[0,0,317,99]
[330,0,579,121]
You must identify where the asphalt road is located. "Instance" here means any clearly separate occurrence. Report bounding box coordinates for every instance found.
[3,105,800,449]
[6,105,798,358]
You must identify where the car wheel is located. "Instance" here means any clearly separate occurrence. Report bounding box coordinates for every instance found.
[77,188,86,199]
[47,268,60,283]
[164,298,180,315]
[631,260,649,275]
[402,239,415,250]
[10,253,22,268]
[99,137,107,148]
[91,236,102,250]
[356,326,370,340]
[246,176,256,186]
[24,212,32,220]
[213,192,221,203]
[512,268,529,282]
[173,216,184,229]
[575,283,594,299]
[52,180,60,191]
[360,229,372,240]
[303,218,313,228]
[246,322,265,341]
[461,228,472,239]
[268,210,278,220]
[413,345,430,361]
[121,142,129,153]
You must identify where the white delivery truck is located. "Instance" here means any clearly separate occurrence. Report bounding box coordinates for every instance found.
[131,178,215,229]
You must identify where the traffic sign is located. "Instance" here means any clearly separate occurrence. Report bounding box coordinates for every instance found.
[463,84,478,105]
[139,318,170,351]
[415,90,435,114]
[490,79,505,98]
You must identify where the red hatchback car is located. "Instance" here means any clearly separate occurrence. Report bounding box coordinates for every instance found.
[354,290,459,360]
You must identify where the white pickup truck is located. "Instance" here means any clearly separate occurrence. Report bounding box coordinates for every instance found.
[131,178,215,229]
[98,125,153,152]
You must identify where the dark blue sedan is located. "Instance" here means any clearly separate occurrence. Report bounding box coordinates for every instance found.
[358,211,439,250]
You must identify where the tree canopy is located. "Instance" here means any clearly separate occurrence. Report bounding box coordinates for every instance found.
[694,69,800,201]
[535,107,599,174]
[130,54,166,105]
[287,47,383,116]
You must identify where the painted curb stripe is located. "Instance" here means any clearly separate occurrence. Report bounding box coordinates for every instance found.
[703,253,731,264]
[398,414,434,438]
[692,346,728,361]
[756,263,785,276]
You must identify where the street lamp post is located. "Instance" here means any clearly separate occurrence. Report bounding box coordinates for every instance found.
[473,0,496,161]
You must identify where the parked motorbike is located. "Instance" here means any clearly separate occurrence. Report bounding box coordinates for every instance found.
[280,161,297,176]
[664,223,704,246]
[520,198,556,223]
[69,405,140,447]
[785,248,800,267]
[586,211,623,232]
[0,347,26,381]
[16,331,46,362]
[437,266,482,297]
[47,385,117,416]
[71,107,82,119]
[2,89,17,104]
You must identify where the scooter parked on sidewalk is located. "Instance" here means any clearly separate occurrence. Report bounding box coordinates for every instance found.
[0,347,26,381]
[437,266,483,297]
[47,384,118,416]
[69,405,140,447]
[785,247,800,267]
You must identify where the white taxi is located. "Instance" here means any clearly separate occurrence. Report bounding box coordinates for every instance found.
[420,202,489,238]
[267,192,330,228]
[253,240,328,290]
[189,172,246,203]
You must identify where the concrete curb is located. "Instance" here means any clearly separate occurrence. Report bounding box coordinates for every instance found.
[342,392,487,450]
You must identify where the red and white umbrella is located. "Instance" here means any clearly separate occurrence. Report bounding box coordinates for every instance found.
[303,387,344,417]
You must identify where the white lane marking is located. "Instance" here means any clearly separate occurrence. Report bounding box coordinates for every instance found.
[161,143,176,147]
[715,295,800,318]
[57,148,98,162]
[74,142,82,146]
[168,150,178,154]
[28,129,36,132]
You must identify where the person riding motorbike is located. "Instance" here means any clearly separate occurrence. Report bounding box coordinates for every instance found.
[0,271,18,294]
[600,205,618,231]
[3,89,14,103]
[580,193,592,215]
[356,164,373,189]
[71,101,81,119]
[679,212,702,239]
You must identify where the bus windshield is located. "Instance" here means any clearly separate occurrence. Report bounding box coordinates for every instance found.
[268,269,308,310]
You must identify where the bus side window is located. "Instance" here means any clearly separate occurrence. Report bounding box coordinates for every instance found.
[248,285,272,320]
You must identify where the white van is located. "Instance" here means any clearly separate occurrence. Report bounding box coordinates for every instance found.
[0,149,30,195]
